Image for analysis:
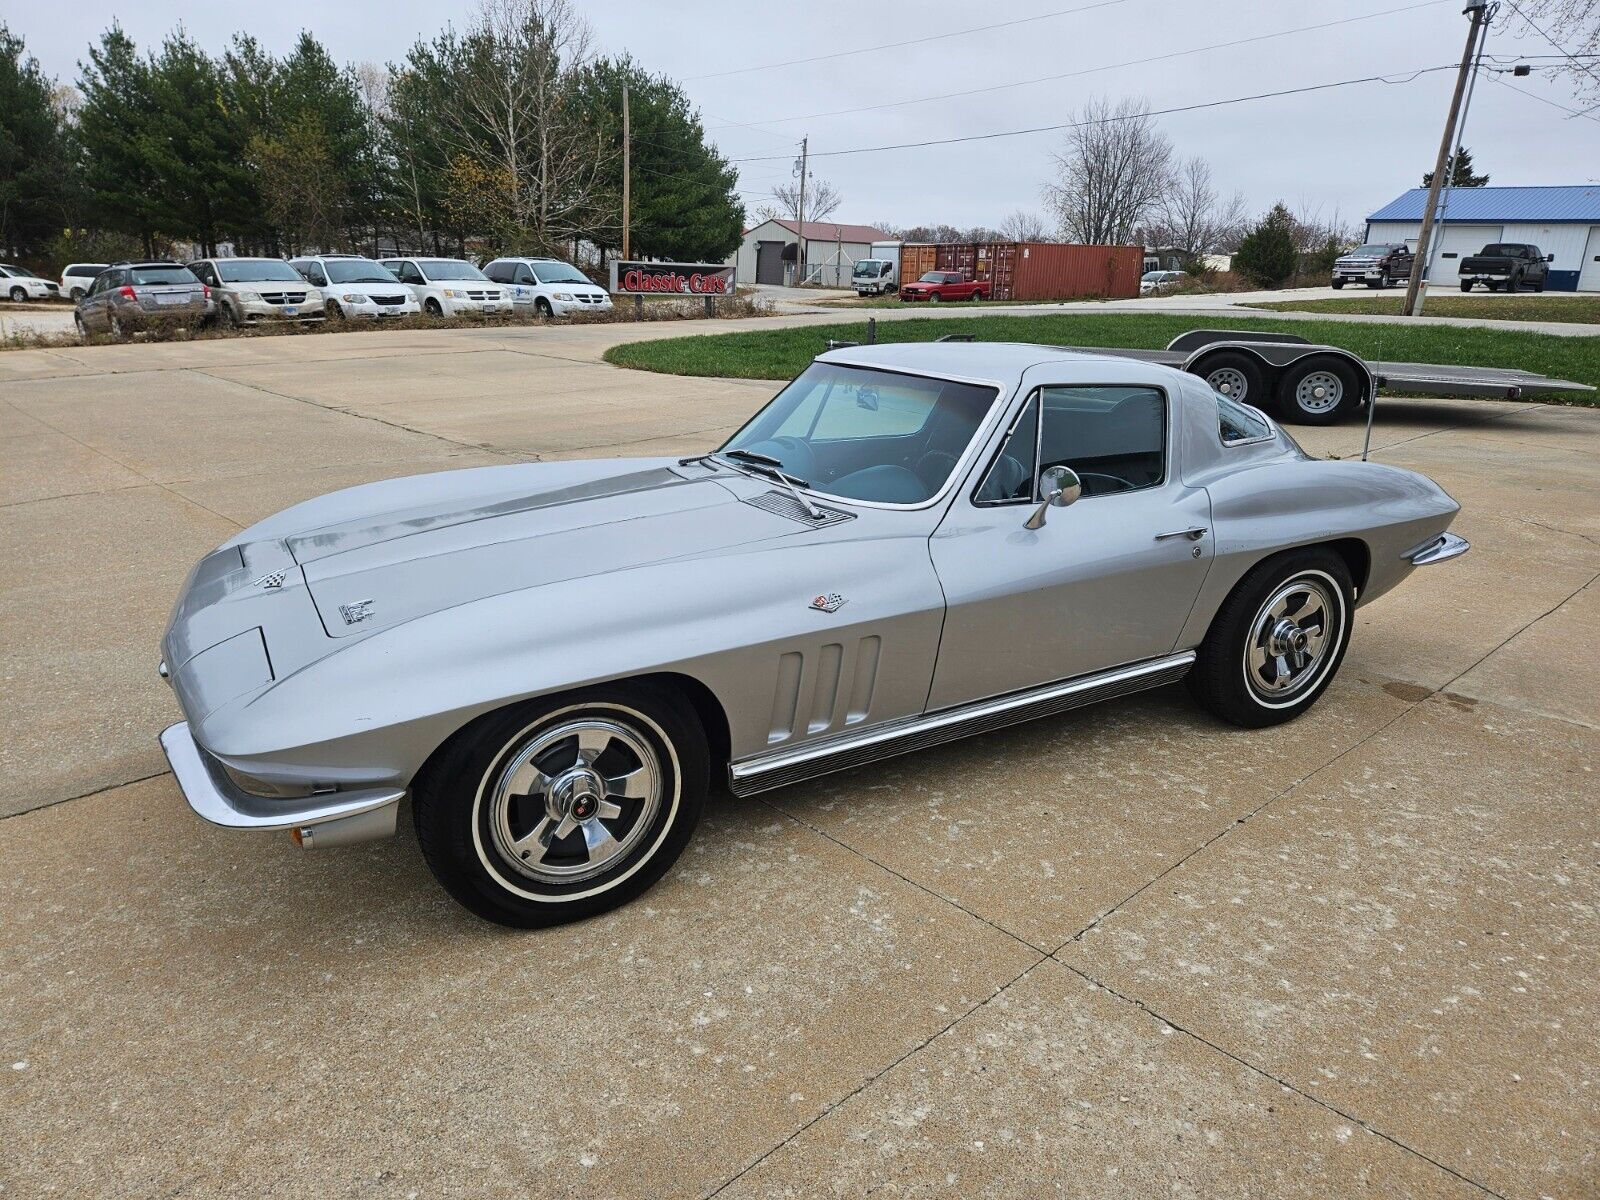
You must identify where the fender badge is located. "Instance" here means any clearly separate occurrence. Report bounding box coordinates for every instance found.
[338,599,375,625]
[810,592,847,614]
[253,570,287,589]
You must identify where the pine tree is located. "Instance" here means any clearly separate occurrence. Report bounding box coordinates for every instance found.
[1422,146,1489,188]
[0,24,72,260]
[575,56,744,263]
[1233,203,1299,288]
[77,25,161,253]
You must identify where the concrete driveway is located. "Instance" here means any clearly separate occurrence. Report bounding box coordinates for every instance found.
[1,319,1595,1198]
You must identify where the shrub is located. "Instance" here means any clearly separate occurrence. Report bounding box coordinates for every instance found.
[1233,203,1299,288]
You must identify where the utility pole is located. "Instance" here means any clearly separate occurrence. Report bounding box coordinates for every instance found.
[1402,0,1490,317]
[621,85,631,262]
[793,136,808,286]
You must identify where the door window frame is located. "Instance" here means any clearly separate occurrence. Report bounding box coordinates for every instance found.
[972,383,1171,506]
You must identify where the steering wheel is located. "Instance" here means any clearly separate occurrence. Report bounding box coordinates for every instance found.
[1072,470,1131,495]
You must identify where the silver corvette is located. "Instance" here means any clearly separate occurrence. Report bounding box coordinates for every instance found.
[160,342,1468,926]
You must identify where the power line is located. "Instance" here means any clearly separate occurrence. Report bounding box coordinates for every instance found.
[710,0,1451,129]
[726,65,1458,162]
[1489,72,1600,121]
[683,0,1134,82]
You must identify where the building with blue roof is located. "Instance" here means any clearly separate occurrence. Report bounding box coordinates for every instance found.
[1365,185,1600,291]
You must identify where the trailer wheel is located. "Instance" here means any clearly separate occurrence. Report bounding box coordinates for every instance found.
[1276,356,1361,426]
[1196,351,1267,408]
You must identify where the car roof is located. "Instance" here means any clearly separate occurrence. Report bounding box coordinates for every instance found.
[816,341,1181,387]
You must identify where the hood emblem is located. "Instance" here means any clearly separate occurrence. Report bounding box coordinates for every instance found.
[338,599,375,625]
[810,592,847,614]
[253,570,287,589]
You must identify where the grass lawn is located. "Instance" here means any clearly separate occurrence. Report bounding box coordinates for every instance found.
[1245,294,1600,324]
[602,312,1599,402]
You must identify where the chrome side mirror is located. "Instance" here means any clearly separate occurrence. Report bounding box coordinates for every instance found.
[1024,465,1082,529]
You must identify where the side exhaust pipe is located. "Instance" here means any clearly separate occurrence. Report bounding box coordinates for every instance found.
[291,801,399,850]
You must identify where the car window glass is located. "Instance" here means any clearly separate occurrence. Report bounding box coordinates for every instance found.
[976,395,1041,503]
[532,262,588,284]
[516,265,535,284]
[1217,393,1272,444]
[1037,386,1165,497]
[129,265,198,286]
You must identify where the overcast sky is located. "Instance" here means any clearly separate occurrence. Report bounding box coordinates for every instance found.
[8,0,1598,233]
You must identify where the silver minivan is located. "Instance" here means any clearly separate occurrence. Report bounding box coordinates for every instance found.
[73,262,212,339]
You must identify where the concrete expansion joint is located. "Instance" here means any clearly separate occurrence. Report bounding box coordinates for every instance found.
[704,952,1052,1199]
[1053,961,1510,1199]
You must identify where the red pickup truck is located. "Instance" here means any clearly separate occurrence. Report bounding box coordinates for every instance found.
[900,270,987,302]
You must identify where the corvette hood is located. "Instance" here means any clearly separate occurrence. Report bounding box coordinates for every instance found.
[272,459,811,637]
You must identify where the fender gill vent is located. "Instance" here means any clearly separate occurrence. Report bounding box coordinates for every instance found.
[742,491,854,528]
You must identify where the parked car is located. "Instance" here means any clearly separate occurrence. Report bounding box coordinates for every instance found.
[852,258,899,296]
[73,262,211,339]
[1140,269,1186,295]
[158,341,1467,928]
[1329,243,1414,290]
[188,258,326,327]
[0,264,60,301]
[59,263,110,302]
[288,255,419,320]
[899,270,987,303]
[482,257,613,317]
[379,257,510,317]
[1458,243,1552,292]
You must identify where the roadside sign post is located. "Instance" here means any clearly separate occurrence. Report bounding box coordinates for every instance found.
[610,262,737,320]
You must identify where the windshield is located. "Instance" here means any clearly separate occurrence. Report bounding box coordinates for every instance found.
[719,363,998,505]
[325,259,400,284]
[1349,245,1395,256]
[129,265,200,286]
[418,259,488,281]
[854,259,887,276]
[917,272,948,283]
[216,259,304,283]
[532,262,589,285]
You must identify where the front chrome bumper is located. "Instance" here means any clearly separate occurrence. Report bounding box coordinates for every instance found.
[158,722,403,845]
[1404,532,1470,566]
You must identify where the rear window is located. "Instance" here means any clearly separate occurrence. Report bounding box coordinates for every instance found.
[1217,394,1272,444]
[67,263,109,277]
[1478,245,1525,258]
[129,265,200,286]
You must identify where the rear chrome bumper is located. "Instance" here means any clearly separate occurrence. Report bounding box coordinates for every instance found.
[158,722,402,844]
[1404,532,1470,566]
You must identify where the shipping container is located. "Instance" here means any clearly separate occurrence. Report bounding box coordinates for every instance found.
[898,241,1140,300]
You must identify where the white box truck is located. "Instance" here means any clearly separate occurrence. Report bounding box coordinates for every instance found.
[853,241,902,296]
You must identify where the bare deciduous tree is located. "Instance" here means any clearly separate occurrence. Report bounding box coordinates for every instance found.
[433,0,616,252]
[1143,157,1246,261]
[998,209,1052,242]
[1509,1,1599,103]
[757,177,842,225]
[1045,96,1173,245]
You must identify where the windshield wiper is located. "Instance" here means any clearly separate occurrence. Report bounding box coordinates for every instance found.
[723,450,826,520]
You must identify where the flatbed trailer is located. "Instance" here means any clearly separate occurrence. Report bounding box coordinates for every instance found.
[917,328,1594,426]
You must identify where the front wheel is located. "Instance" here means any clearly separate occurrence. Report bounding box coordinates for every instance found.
[73,312,88,340]
[424,298,444,317]
[1187,548,1353,728]
[413,682,708,927]
[1460,280,1473,292]
[8,286,25,302]
[1329,279,1345,289]
[927,292,941,304]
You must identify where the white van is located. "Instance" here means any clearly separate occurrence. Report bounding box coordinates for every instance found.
[482,257,613,317]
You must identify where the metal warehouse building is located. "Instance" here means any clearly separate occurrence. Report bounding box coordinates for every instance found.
[1365,184,1600,291]
[734,219,892,288]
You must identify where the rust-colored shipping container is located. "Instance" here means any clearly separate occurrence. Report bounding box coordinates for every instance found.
[898,241,1140,300]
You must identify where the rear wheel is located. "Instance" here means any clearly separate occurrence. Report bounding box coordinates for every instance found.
[1275,355,1361,425]
[69,288,86,301]
[1187,548,1353,728]
[414,681,707,927]
[1197,351,1266,409]
[109,313,126,340]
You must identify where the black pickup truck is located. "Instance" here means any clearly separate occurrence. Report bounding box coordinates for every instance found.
[1459,243,1553,292]
[1330,242,1414,289]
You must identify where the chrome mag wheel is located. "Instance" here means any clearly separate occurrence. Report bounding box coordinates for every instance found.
[1242,574,1342,705]
[484,716,663,886]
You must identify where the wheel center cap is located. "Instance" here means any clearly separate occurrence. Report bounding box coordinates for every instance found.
[549,767,606,822]
[1268,617,1309,659]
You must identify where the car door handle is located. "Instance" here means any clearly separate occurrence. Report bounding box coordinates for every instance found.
[1155,527,1208,542]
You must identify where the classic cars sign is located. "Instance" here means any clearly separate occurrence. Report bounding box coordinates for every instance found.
[608,261,736,296]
